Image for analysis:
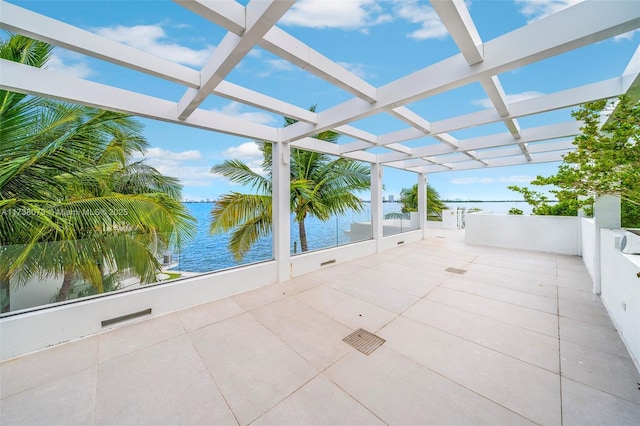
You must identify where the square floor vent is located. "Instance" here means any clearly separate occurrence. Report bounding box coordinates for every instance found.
[343,329,385,355]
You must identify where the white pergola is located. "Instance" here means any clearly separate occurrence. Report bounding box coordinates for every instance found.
[1,0,639,280]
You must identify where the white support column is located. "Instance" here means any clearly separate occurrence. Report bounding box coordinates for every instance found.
[272,141,291,282]
[593,194,621,295]
[418,173,427,239]
[371,163,384,253]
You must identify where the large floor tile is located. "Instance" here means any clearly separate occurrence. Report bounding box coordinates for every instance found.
[98,313,186,362]
[325,346,535,425]
[231,282,291,311]
[295,285,397,332]
[558,287,614,327]
[304,262,366,284]
[460,269,558,298]
[350,262,445,297]
[250,297,353,370]
[190,313,317,425]
[325,274,421,314]
[0,367,96,426]
[561,377,640,426]
[379,316,561,425]
[252,375,384,426]
[442,276,558,314]
[0,336,99,398]
[559,316,630,357]
[560,340,640,404]
[404,299,560,372]
[427,287,558,337]
[95,335,236,426]
[177,297,245,332]
[465,262,556,284]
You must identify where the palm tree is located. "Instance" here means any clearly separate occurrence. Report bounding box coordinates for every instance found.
[210,109,370,260]
[399,184,446,220]
[0,34,196,311]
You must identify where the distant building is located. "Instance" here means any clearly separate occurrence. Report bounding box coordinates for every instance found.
[389,195,395,203]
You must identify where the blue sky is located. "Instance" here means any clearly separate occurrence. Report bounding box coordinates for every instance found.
[8,0,640,201]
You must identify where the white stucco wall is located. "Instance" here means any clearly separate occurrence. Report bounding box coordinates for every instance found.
[465,214,581,255]
[580,218,597,283]
[599,229,640,370]
[0,262,278,360]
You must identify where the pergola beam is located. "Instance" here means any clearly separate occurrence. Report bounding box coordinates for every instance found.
[0,59,279,141]
[280,0,640,142]
[177,0,294,120]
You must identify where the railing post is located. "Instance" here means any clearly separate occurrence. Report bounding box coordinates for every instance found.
[418,173,427,239]
[371,163,383,253]
[272,141,291,282]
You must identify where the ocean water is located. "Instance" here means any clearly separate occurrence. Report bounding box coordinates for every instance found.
[175,201,533,273]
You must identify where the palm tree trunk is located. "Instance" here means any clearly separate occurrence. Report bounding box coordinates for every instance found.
[299,218,309,252]
[56,270,74,302]
[0,276,10,313]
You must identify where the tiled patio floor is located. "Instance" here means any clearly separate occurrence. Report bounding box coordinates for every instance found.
[2,230,639,425]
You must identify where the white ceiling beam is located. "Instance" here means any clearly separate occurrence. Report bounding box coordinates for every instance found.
[432,76,630,134]
[334,125,377,144]
[378,128,427,145]
[340,141,374,154]
[424,151,566,173]
[260,27,377,103]
[461,120,581,151]
[177,0,294,120]
[387,107,432,133]
[281,0,639,142]
[0,59,279,141]
[290,137,340,155]
[176,1,378,103]
[214,81,316,123]
[431,0,484,65]
[0,2,201,88]
[0,2,320,124]
[385,144,413,155]
[403,120,580,160]
[473,139,574,160]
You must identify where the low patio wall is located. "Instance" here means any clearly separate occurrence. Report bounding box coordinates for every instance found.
[0,261,278,360]
[599,229,640,370]
[465,213,581,255]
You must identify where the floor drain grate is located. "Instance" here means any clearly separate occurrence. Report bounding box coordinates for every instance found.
[445,267,467,275]
[343,329,385,355]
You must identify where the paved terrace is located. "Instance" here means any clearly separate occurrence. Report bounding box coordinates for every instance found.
[1,230,639,425]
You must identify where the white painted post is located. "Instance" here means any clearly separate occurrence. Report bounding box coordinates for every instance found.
[371,163,384,253]
[272,141,291,282]
[418,173,427,239]
[593,195,621,294]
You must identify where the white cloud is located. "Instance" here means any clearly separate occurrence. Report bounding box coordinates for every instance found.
[211,102,276,125]
[220,142,266,177]
[94,24,213,67]
[46,52,92,79]
[471,91,544,109]
[394,0,448,40]
[143,147,202,161]
[451,175,534,184]
[281,0,390,30]
[223,142,263,160]
[515,0,583,22]
[614,29,640,42]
